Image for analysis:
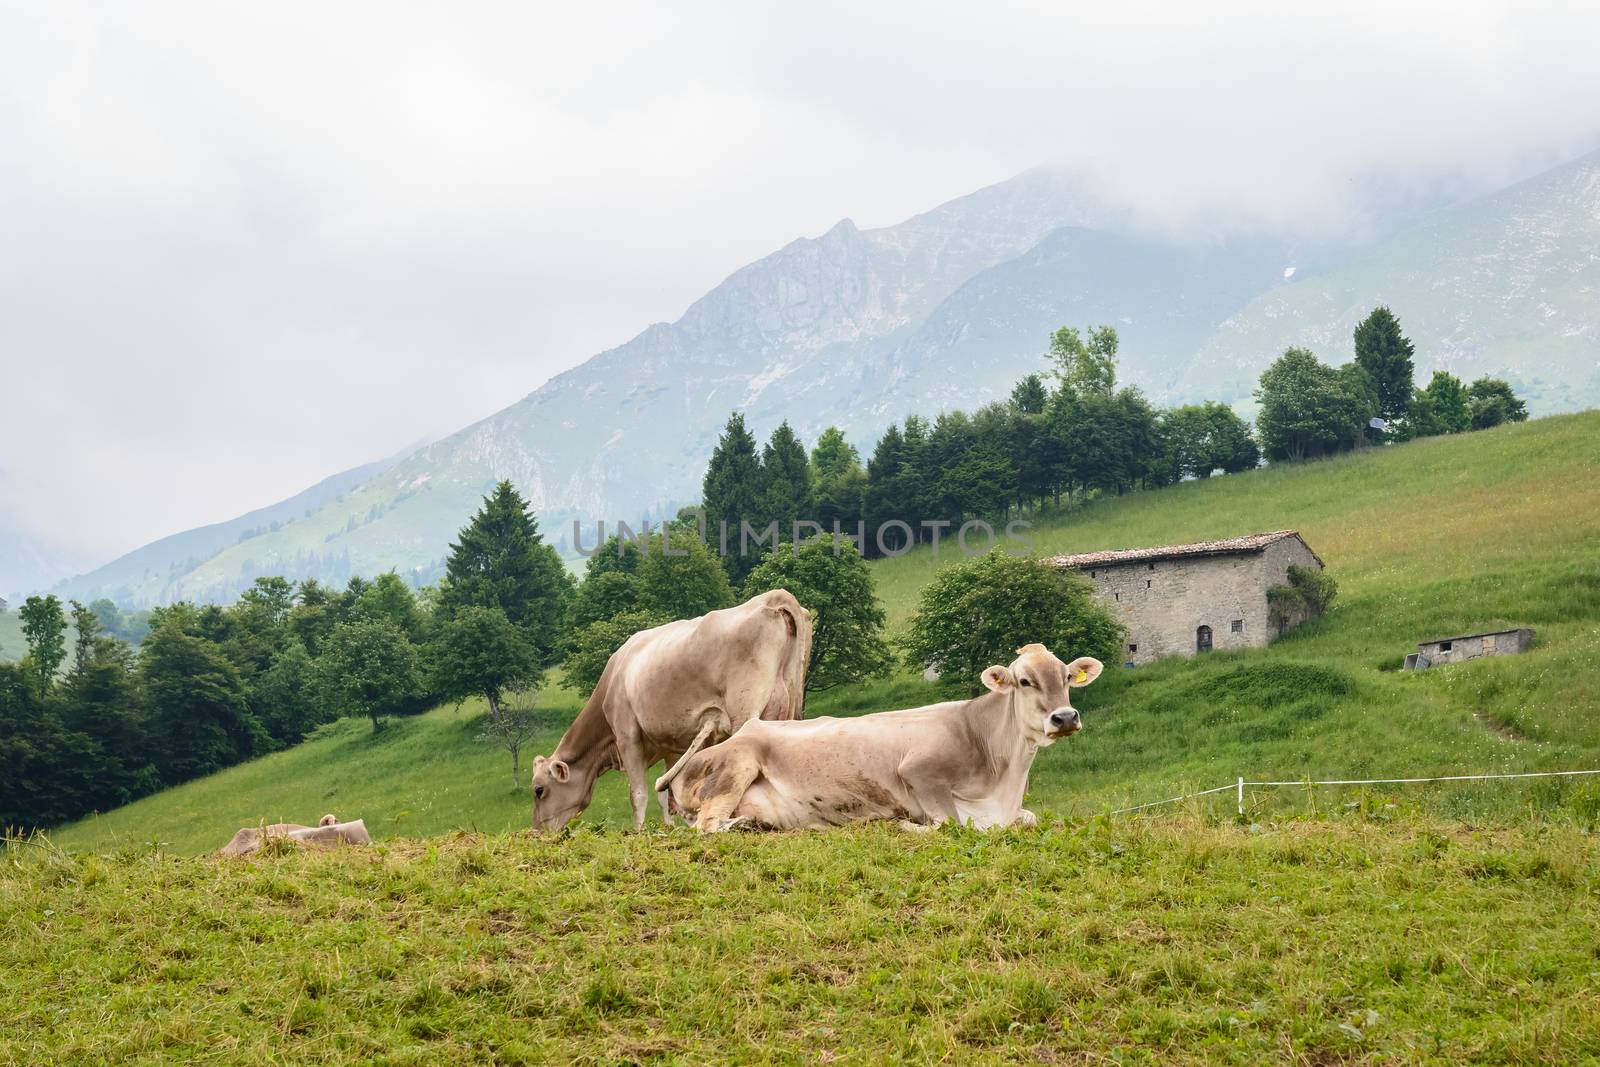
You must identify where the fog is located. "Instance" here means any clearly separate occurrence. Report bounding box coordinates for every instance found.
[3,1,1597,585]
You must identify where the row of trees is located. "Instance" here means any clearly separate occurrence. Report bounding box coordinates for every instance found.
[703,310,1528,564]
[2,481,579,829]
[703,326,1262,563]
[1254,307,1526,461]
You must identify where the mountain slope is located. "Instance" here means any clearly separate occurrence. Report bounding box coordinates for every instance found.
[0,524,97,604]
[115,170,1125,603]
[48,453,402,606]
[1182,149,1600,411]
[67,153,1600,605]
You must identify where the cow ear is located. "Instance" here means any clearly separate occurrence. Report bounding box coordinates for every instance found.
[319,814,337,827]
[1065,657,1104,687]
[981,666,1015,692]
[550,759,571,783]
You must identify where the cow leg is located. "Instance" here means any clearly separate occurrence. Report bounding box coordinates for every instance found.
[897,754,962,829]
[656,752,683,827]
[613,736,653,831]
[653,718,720,794]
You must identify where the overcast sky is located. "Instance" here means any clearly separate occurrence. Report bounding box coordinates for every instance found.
[3,1,1599,576]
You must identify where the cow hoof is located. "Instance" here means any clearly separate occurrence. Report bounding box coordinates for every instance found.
[897,820,934,834]
[1015,809,1039,828]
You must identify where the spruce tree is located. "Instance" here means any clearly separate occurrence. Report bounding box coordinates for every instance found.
[862,424,906,557]
[811,427,865,532]
[437,481,573,666]
[810,427,860,480]
[1353,306,1416,427]
[1009,373,1048,414]
[760,420,814,539]
[701,411,765,581]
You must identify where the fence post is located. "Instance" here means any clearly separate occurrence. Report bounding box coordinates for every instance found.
[1237,776,1245,816]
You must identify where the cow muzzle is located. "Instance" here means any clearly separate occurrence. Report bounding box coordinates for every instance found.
[1047,708,1081,737]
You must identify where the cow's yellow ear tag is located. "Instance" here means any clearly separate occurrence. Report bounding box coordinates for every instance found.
[1075,668,1089,684]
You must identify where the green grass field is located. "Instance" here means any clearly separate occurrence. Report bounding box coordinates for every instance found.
[51,411,1600,854]
[7,817,1599,1063]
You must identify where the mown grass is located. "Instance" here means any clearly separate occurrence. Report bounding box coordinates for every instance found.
[52,411,1600,853]
[7,816,1600,1064]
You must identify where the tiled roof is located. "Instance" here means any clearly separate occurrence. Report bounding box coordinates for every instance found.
[1048,530,1317,569]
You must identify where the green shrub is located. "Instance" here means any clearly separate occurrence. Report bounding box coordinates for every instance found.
[1267,564,1339,635]
[900,551,1123,691]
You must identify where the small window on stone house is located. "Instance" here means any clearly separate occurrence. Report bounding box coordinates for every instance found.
[1148,563,1155,571]
[1145,579,1152,589]
[1482,635,1497,652]
[1114,592,1120,602]
[1231,619,1243,633]
[1439,641,1453,653]
[1128,643,1138,653]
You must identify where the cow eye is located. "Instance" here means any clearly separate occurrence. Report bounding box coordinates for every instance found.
[1019,678,1032,687]
[534,786,546,800]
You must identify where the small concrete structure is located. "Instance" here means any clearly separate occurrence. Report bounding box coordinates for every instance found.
[1049,530,1324,666]
[1404,628,1535,670]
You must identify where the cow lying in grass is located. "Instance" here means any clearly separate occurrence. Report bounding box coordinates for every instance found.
[665,644,1102,832]
[217,814,372,858]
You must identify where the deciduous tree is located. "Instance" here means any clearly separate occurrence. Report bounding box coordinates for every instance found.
[315,617,422,731]
[1467,377,1528,430]
[901,552,1123,693]
[743,534,893,692]
[19,595,67,695]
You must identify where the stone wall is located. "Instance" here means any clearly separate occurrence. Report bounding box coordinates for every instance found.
[1075,536,1322,666]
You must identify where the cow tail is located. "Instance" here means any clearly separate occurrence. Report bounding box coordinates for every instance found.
[772,598,811,722]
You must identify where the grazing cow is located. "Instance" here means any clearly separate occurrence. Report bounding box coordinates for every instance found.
[667,644,1102,832]
[218,814,373,858]
[530,588,812,831]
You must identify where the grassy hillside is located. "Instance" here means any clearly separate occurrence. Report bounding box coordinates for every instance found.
[52,412,1600,855]
[8,819,1600,1063]
[874,410,1600,818]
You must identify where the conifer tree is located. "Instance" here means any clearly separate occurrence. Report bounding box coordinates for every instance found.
[759,420,814,538]
[1353,306,1416,428]
[701,411,765,581]
[437,481,573,666]
[811,427,865,532]
[1009,373,1048,414]
[862,423,907,557]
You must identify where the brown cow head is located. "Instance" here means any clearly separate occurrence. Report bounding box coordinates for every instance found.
[530,753,600,831]
[981,643,1103,747]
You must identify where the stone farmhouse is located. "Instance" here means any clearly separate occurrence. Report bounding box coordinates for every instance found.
[1049,530,1324,666]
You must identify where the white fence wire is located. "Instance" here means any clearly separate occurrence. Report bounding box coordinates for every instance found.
[1109,768,1600,817]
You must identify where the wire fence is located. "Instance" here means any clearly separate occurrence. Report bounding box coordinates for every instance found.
[1108,768,1600,817]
